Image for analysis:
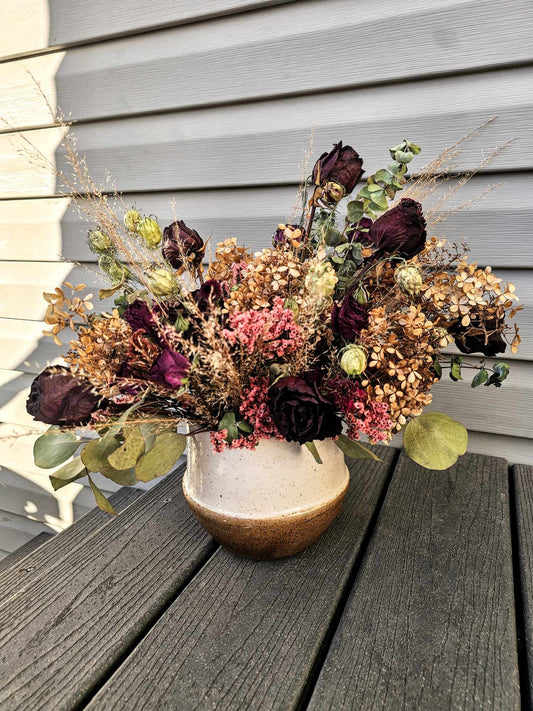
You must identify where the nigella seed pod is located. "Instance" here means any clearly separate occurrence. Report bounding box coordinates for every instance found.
[138,217,162,248]
[147,268,177,296]
[88,229,114,254]
[98,255,130,284]
[394,263,423,296]
[340,345,367,376]
[124,209,142,233]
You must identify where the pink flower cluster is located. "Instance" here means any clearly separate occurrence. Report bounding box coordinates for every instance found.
[222,297,303,358]
[210,377,282,452]
[326,376,392,442]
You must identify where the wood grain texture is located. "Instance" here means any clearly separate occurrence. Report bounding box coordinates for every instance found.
[0,486,141,601]
[1,67,531,199]
[308,452,520,711]
[0,465,216,711]
[84,451,396,710]
[511,463,533,705]
[0,531,52,574]
[1,174,531,265]
[0,0,296,61]
[1,0,532,129]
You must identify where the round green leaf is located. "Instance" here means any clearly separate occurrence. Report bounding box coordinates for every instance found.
[107,425,145,470]
[81,436,121,472]
[403,412,468,470]
[135,432,186,482]
[88,476,117,515]
[34,427,80,469]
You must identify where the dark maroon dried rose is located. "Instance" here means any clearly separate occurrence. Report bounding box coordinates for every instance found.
[26,366,100,426]
[192,279,225,313]
[331,296,369,342]
[448,312,507,357]
[312,141,364,201]
[162,220,204,270]
[123,300,159,333]
[346,217,373,245]
[268,376,342,444]
[150,349,190,390]
[368,198,426,258]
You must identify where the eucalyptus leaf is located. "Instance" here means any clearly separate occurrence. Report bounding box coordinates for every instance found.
[139,421,161,452]
[81,436,121,472]
[346,200,364,223]
[472,369,489,388]
[403,412,467,470]
[237,420,254,434]
[323,227,344,247]
[34,427,80,469]
[304,441,322,464]
[99,282,124,300]
[374,169,392,184]
[432,358,442,379]
[88,475,118,515]
[100,464,137,486]
[50,456,88,491]
[218,412,239,443]
[107,425,145,469]
[335,434,381,460]
[450,355,463,382]
[135,432,186,482]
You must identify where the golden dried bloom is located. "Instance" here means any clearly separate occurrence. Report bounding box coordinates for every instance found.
[207,238,252,283]
[43,282,93,346]
[66,310,132,388]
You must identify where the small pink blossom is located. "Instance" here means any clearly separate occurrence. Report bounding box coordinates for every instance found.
[222,297,303,358]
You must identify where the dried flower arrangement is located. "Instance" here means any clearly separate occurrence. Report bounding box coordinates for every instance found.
[25,131,521,513]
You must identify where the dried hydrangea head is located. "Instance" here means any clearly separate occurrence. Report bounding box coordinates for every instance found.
[207,238,252,284]
[66,310,132,390]
[43,282,93,346]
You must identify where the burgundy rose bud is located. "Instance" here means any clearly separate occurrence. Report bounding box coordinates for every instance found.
[268,376,342,444]
[192,279,225,312]
[150,349,190,390]
[162,220,204,270]
[368,198,426,259]
[312,141,364,202]
[448,313,507,358]
[346,217,373,245]
[331,296,369,342]
[26,366,100,426]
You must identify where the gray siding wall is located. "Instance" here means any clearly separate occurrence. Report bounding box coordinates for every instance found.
[0,0,532,553]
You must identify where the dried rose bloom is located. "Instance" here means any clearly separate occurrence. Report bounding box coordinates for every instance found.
[150,349,191,390]
[312,141,364,203]
[268,376,342,444]
[162,220,204,269]
[192,279,225,313]
[26,366,100,426]
[331,296,369,342]
[368,198,426,258]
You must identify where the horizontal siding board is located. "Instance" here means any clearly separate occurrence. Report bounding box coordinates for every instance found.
[1,0,533,129]
[1,68,532,198]
[1,174,531,266]
[0,0,297,61]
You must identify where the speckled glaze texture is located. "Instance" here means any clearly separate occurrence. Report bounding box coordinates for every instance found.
[183,433,349,559]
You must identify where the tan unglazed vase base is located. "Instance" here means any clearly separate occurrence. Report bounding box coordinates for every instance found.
[183,433,350,560]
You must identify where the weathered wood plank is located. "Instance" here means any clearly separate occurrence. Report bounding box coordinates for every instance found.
[308,453,519,711]
[84,450,396,710]
[0,67,531,198]
[0,531,52,574]
[0,486,141,600]
[1,174,531,265]
[511,463,533,706]
[0,465,216,710]
[0,0,296,61]
[1,0,532,129]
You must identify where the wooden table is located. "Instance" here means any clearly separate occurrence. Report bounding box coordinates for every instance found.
[0,449,531,710]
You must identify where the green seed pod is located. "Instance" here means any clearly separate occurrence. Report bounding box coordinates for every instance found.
[88,229,114,254]
[394,262,423,296]
[147,268,177,296]
[98,255,130,284]
[138,217,162,248]
[340,345,367,376]
[305,261,338,298]
[124,209,142,233]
